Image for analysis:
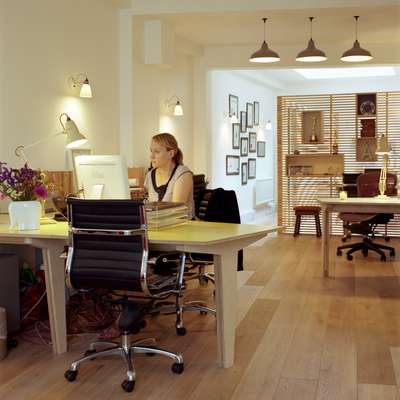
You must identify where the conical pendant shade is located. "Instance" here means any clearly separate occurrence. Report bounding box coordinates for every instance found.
[341,16,373,62]
[296,17,327,62]
[249,18,280,63]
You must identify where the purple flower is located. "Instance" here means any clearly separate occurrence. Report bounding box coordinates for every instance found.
[33,185,48,200]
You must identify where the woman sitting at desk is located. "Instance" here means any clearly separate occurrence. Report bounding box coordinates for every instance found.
[144,133,194,218]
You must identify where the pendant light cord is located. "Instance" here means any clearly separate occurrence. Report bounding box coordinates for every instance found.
[309,17,314,39]
[354,15,359,41]
[262,17,267,42]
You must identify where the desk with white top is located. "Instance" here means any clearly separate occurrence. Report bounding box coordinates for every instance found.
[318,197,400,277]
[0,216,279,368]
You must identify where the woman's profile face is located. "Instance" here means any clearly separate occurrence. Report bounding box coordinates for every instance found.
[150,140,175,168]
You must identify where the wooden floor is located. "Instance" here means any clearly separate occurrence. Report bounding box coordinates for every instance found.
[2,233,400,399]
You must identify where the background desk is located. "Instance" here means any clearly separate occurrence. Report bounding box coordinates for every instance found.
[318,197,400,277]
[0,217,278,368]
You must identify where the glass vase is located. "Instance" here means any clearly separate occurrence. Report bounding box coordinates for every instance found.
[8,200,41,230]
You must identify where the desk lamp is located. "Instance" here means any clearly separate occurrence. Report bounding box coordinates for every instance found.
[375,134,392,198]
[14,113,88,162]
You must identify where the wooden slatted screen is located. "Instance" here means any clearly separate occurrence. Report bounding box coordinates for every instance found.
[278,91,400,236]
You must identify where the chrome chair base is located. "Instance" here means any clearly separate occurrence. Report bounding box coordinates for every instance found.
[64,334,184,392]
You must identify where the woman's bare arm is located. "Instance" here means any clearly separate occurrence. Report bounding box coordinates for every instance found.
[172,172,193,204]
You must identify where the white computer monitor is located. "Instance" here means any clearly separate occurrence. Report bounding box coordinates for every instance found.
[74,155,130,199]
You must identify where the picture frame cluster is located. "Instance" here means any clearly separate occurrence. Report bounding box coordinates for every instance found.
[226,95,266,185]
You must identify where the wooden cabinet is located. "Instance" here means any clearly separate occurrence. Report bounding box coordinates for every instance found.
[286,154,344,177]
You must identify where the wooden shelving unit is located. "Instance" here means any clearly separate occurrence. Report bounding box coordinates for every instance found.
[286,154,344,177]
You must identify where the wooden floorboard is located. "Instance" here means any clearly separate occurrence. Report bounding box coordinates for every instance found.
[1,234,400,399]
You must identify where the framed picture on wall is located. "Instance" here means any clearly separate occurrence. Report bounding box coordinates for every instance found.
[253,101,259,126]
[229,94,239,119]
[248,158,256,179]
[246,103,253,128]
[257,141,266,157]
[240,137,248,157]
[226,155,240,175]
[232,123,240,149]
[241,162,248,185]
[240,111,247,133]
[249,132,257,153]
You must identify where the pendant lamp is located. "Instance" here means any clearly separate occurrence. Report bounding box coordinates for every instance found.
[296,17,327,62]
[341,16,373,62]
[249,18,280,63]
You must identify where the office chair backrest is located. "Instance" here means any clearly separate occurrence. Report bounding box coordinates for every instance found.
[66,198,150,294]
[193,174,207,216]
[357,172,397,197]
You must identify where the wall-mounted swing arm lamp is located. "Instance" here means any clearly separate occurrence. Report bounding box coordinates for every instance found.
[166,95,184,116]
[69,73,93,98]
[14,113,88,162]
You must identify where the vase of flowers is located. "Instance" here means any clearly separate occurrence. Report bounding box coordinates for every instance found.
[0,163,51,230]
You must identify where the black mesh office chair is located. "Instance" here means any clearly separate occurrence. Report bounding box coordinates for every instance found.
[63,198,184,393]
[337,172,396,261]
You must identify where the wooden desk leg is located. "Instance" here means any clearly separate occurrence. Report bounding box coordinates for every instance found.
[213,249,237,368]
[41,242,67,354]
[322,206,330,277]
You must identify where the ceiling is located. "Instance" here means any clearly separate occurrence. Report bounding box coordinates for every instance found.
[137,5,400,47]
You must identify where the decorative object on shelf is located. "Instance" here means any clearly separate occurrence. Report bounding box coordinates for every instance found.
[357,93,376,116]
[69,73,93,98]
[0,163,54,230]
[241,162,248,185]
[240,111,247,133]
[339,190,348,200]
[226,155,240,176]
[14,113,88,162]
[332,113,339,154]
[253,101,260,126]
[302,110,323,144]
[240,137,248,156]
[360,119,375,137]
[248,158,256,179]
[249,132,257,153]
[356,137,377,162]
[166,95,184,116]
[286,154,344,176]
[249,18,280,63]
[296,17,327,62]
[229,94,239,121]
[341,16,373,63]
[257,141,266,157]
[375,134,392,198]
[246,103,254,128]
[232,123,240,149]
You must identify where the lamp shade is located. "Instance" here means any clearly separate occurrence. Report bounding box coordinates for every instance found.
[64,116,88,148]
[173,101,184,116]
[79,78,93,98]
[341,40,373,62]
[296,38,327,62]
[249,41,280,63]
[376,134,392,155]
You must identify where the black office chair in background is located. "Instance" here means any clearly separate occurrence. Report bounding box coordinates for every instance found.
[337,172,396,261]
[63,198,184,393]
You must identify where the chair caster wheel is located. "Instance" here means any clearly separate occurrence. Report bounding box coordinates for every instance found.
[341,237,347,242]
[7,338,18,349]
[385,237,390,242]
[171,362,184,374]
[390,250,395,257]
[200,310,207,315]
[363,251,368,257]
[346,254,353,261]
[336,250,342,256]
[84,349,96,359]
[381,255,387,262]
[199,276,209,286]
[176,327,186,336]
[121,379,135,392]
[64,369,78,382]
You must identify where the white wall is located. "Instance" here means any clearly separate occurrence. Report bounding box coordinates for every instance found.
[130,17,194,171]
[0,0,119,171]
[210,70,276,221]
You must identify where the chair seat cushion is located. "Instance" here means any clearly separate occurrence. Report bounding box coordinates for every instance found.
[294,205,321,215]
[338,213,377,222]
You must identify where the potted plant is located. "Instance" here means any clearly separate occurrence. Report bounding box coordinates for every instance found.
[0,163,53,230]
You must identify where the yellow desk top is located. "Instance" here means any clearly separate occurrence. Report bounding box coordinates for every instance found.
[0,215,279,246]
